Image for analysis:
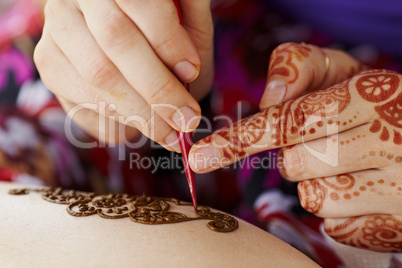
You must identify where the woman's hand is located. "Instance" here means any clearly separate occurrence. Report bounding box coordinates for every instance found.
[34,0,214,150]
[189,43,402,252]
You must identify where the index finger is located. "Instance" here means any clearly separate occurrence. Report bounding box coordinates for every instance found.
[189,69,401,173]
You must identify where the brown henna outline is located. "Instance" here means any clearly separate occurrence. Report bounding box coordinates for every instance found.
[268,43,312,84]
[325,215,402,252]
[8,188,239,233]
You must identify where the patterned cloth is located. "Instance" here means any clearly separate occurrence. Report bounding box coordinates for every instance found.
[1,0,402,266]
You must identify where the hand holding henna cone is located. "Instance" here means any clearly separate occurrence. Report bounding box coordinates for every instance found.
[173,0,197,211]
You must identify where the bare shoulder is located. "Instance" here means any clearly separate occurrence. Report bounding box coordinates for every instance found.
[0,182,319,268]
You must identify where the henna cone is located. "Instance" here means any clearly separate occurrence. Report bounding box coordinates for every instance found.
[173,0,197,211]
[177,130,197,211]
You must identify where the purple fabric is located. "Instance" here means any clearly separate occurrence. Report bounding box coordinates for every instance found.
[267,0,402,57]
[0,48,34,89]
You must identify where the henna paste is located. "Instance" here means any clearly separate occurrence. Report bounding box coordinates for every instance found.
[325,215,402,252]
[8,188,238,233]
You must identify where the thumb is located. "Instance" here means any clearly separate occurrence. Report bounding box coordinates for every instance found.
[260,43,366,110]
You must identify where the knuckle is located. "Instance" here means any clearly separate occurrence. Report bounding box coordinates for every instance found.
[43,0,56,18]
[33,41,47,70]
[152,29,180,54]
[101,12,139,49]
[115,0,132,8]
[146,76,175,104]
[280,148,304,181]
[85,58,117,89]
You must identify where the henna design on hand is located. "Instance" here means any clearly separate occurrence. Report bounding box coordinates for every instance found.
[268,43,312,84]
[325,215,402,252]
[299,172,402,214]
[298,174,355,214]
[199,109,270,165]
[272,80,351,146]
[356,74,399,103]
[8,188,239,233]
[355,71,402,144]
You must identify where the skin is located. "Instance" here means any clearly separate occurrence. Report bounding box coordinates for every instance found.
[0,182,319,267]
[34,0,214,150]
[189,43,402,252]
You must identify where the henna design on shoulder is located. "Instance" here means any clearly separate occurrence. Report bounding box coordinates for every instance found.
[8,188,239,233]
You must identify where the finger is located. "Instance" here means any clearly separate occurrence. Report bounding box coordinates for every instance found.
[260,43,367,109]
[75,0,201,132]
[34,33,181,152]
[57,97,141,146]
[298,170,402,218]
[115,0,201,83]
[278,124,401,181]
[324,215,402,253]
[190,69,402,173]
[179,0,215,101]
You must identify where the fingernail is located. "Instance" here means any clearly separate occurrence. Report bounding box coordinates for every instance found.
[261,80,287,108]
[190,146,219,172]
[164,130,181,152]
[172,106,200,132]
[173,61,199,83]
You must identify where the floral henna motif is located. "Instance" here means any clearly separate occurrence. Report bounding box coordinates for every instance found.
[8,188,239,233]
[355,71,402,144]
[356,74,399,103]
[325,215,402,252]
[268,43,312,84]
[272,80,351,146]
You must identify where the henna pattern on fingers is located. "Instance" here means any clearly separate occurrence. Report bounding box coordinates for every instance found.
[268,43,312,84]
[299,174,402,214]
[199,109,270,164]
[325,215,402,252]
[298,174,355,214]
[272,80,351,146]
[8,188,239,233]
[355,71,402,144]
[356,74,399,103]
